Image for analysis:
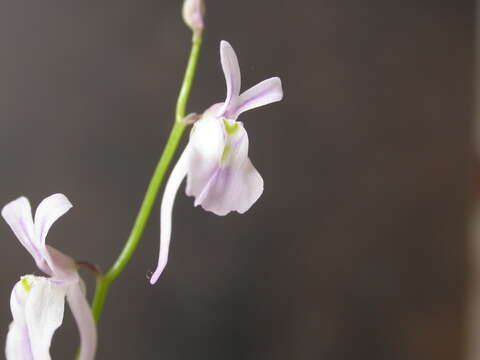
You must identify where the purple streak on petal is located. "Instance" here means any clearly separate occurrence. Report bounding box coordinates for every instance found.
[218,41,242,117]
[194,167,239,216]
[194,167,222,206]
[2,197,43,266]
[19,217,42,263]
[22,329,33,360]
[228,77,283,119]
[233,133,246,148]
[188,121,264,216]
[49,277,74,286]
[237,88,275,112]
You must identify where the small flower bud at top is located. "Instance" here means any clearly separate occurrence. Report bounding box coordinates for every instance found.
[182,0,205,36]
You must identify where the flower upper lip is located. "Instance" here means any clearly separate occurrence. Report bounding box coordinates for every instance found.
[2,194,97,360]
[217,40,283,120]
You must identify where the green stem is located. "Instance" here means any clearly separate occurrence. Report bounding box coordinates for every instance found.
[90,35,202,323]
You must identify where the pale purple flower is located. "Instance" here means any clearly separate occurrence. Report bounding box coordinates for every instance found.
[182,0,205,35]
[150,41,283,284]
[2,194,97,360]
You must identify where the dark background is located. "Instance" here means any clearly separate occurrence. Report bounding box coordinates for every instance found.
[0,1,474,359]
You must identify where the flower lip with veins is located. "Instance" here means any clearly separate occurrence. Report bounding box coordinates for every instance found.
[2,194,97,360]
[150,40,283,284]
[216,41,283,121]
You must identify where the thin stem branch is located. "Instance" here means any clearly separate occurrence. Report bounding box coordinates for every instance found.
[90,35,202,324]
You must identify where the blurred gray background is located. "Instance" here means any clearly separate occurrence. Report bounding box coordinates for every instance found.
[0,1,473,359]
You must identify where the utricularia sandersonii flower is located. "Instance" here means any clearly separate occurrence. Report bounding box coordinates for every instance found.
[3,194,97,360]
[150,40,283,284]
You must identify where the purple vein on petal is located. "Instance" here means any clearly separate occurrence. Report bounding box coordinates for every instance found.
[21,326,33,360]
[195,167,221,206]
[234,87,278,116]
[19,217,41,261]
[233,133,246,148]
[39,222,46,244]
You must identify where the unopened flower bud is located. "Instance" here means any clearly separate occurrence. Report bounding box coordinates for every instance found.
[182,0,205,36]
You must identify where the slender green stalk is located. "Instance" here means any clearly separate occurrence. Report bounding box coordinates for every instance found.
[90,35,202,323]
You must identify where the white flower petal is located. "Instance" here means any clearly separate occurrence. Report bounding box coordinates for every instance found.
[194,160,264,215]
[218,41,241,117]
[33,194,73,277]
[1,197,42,267]
[9,277,31,326]
[185,113,225,198]
[190,122,264,215]
[150,148,190,284]
[229,77,283,119]
[24,277,66,360]
[66,282,97,360]
[6,277,34,360]
[5,320,32,360]
[34,193,72,247]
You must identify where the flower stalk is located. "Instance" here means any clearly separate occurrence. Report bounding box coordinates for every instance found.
[90,35,202,323]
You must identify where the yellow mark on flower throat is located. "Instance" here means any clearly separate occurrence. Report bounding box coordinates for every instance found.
[21,276,33,293]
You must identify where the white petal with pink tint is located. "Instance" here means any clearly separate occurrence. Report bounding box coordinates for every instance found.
[187,119,263,215]
[218,41,242,117]
[66,282,97,360]
[2,195,97,360]
[6,275,66,360]
[230,77,283,119]
[217,41,283,120]
[150,148,190,284]
[1,197,41,267]
[185,112,225,198]
[182,0,205,34]
[34,194,72,248]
